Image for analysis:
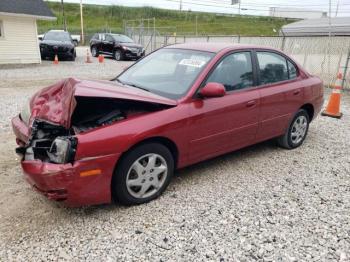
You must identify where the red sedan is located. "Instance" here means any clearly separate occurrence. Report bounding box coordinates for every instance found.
[12,43,324,207]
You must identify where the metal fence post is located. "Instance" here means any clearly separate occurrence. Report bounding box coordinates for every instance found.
[341,48,350,89]
[281,36,286,51]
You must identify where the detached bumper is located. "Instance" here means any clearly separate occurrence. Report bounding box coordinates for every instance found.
[21,154,121,207]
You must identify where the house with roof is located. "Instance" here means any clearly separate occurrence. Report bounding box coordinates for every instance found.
[0,0,55,64]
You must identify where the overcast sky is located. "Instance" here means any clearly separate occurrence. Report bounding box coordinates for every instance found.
[48,0,350,17]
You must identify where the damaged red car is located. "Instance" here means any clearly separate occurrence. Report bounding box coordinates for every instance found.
[12,43,324,207]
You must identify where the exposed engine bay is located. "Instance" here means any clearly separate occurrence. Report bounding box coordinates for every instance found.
[19,97,170,164]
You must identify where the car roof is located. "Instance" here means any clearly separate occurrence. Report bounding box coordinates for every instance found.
[165,42,277,53]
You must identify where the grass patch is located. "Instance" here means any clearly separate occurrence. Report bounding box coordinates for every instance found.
[38,2,294,37]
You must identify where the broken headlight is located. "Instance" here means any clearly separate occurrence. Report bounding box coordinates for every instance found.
[47,137,77,164]
[20,100,31,125]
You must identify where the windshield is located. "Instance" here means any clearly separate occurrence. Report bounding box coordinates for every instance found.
[117,48,214,99]
[44,31,71,42]
[111,34,134,43]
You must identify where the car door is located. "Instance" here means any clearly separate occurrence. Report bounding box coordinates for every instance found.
[188,51,260,163]
[94,33,104,52]
[254,50,304,141]
[103,35,115,54]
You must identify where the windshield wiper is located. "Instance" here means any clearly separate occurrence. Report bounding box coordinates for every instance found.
[115,79,150,92]
[126,83,150,92]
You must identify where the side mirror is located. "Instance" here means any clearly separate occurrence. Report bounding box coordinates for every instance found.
[38,36,43,41]
[199,82,226,98]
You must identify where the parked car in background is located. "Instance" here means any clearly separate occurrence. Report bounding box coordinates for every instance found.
[90,33,145,61]
[11,43,323,207]
[39,32,80,46]
[39,30,76,61]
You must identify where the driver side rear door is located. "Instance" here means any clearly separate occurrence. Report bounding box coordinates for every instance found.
[188,51,260,163]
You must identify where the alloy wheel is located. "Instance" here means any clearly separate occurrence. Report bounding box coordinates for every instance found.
[126,153,168,199]
[291,115,308,144]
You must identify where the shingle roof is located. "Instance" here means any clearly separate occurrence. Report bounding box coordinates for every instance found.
[281,17,350,36]
[0,0,55,20]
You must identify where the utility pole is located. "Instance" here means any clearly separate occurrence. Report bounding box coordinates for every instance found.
[232,0,240,16]
[80,0,84,45]
[335,0,340,17]
[195,15,198,36]
[238,0,241,16]
[180,0,183,11]
[61,0,67,31]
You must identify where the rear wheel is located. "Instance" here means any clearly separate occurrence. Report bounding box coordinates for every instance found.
[112,143,174,205]
[277,109,310,149]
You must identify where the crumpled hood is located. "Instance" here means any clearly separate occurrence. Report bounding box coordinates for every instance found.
[29,78,177,128]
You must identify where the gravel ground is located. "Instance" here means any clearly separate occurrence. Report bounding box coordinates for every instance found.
[0,48,349,261]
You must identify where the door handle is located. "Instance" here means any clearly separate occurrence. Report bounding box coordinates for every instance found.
[293,89,301,95]
[246,100,256,108]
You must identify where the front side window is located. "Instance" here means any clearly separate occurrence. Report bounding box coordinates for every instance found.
[257,52,289,84]
[105,35,114,42]
[117,48,214,99]
[206,52,253,91]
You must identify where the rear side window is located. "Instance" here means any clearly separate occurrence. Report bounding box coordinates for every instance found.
[206,52,253,91]
[257,52,288,84]
[288,60,298,79]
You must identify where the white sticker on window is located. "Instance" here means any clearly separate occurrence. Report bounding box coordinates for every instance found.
[179,59,206,68]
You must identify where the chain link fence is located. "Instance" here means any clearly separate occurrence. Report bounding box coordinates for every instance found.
[131,34,350,89]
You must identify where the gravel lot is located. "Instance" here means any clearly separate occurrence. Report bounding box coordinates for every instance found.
[0,47,349,261]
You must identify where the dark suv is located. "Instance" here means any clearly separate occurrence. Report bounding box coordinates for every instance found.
[90,33,145,61]
[39,30,76,61]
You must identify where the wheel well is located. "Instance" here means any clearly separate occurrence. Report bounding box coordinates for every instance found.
[300,104,314,121]
[122,137,179,168]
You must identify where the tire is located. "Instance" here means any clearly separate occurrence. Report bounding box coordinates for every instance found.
[91,46,98,57]
[277,109,310,149]
[112,143,174,205]
[114,49,123,61]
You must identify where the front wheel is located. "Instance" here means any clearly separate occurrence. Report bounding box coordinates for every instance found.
[91,46,98,57]
[112,143,174,205]
[277,109,310,149]
[114,50,123,61]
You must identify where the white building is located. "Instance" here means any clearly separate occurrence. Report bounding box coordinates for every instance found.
[0,0,55,64]
[270,7,327,20]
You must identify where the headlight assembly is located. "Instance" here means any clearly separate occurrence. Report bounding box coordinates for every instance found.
[47,137,77,164]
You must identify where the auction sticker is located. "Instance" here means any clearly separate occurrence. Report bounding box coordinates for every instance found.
[179,59,206,68]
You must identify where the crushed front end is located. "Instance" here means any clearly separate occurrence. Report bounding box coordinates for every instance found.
[12,116,120,207]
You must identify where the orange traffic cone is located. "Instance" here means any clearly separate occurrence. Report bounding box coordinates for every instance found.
[53,54,59,65]
[98,54,104,63]
[321,72,343,119]
[85,49,92,63]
